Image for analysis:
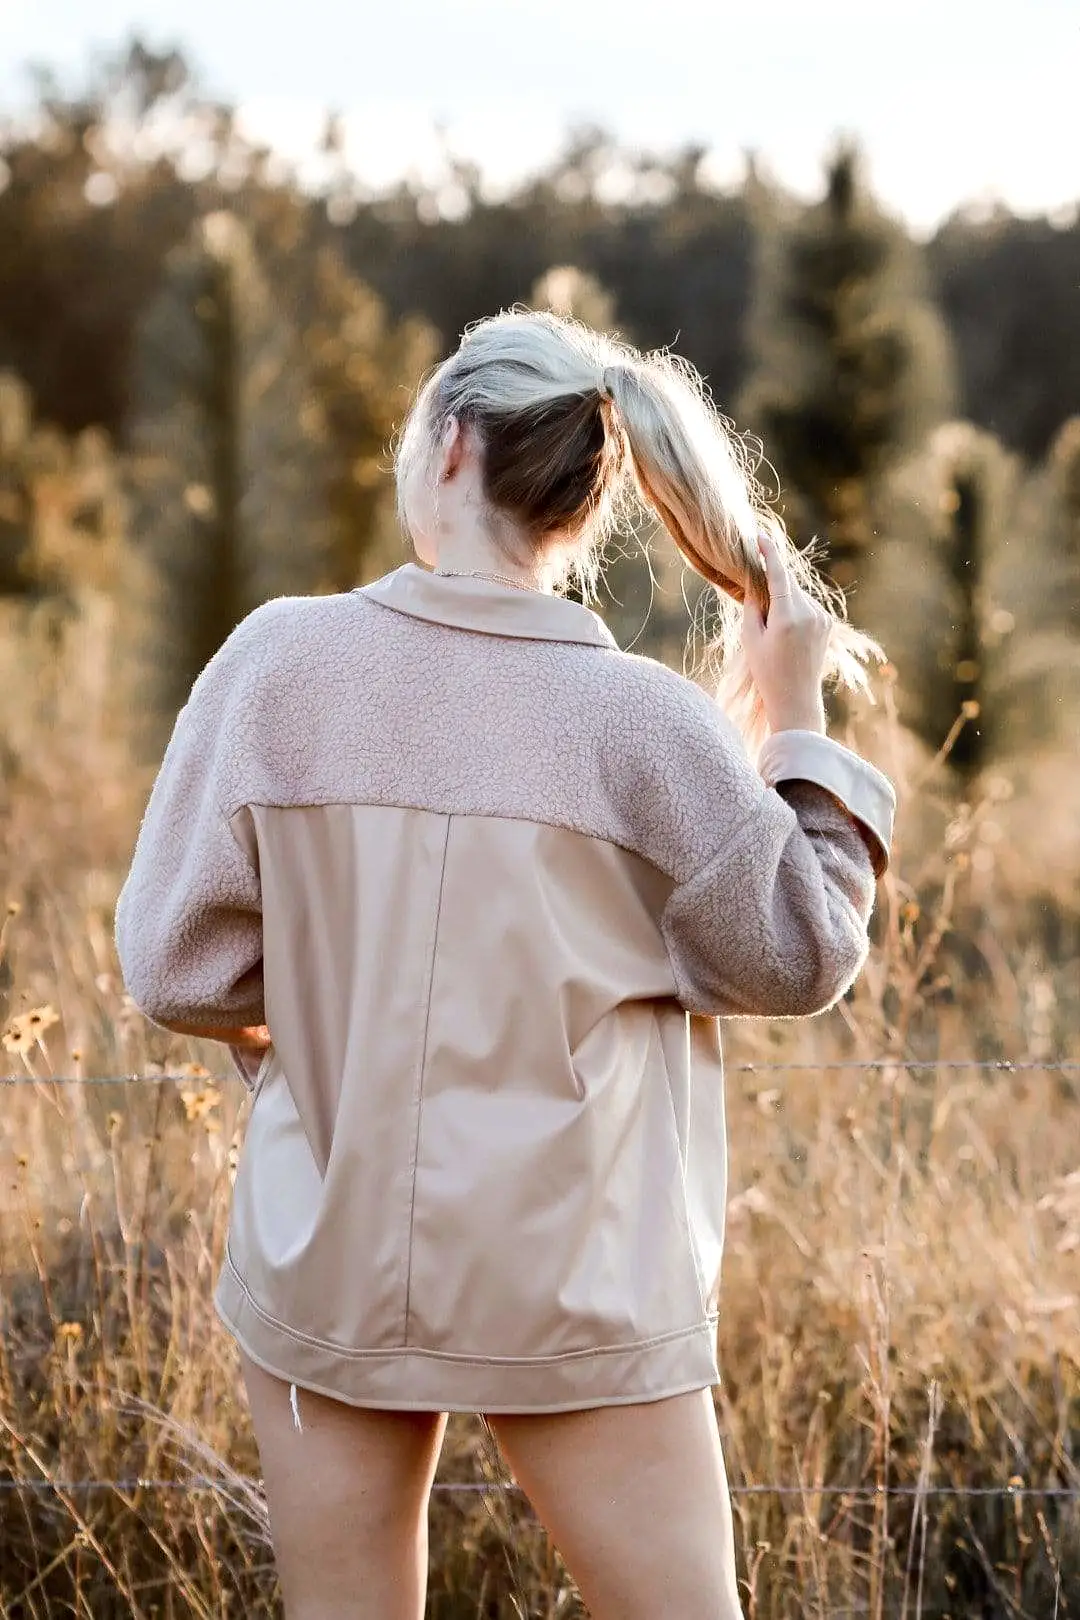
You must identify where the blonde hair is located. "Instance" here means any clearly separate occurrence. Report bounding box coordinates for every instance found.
[394,306,885,752]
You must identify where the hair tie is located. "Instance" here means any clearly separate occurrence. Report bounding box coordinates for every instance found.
[599,366,617,403]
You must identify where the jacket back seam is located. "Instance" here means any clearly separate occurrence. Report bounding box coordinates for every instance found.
[228,799,679,886]
[401,811,452,1348]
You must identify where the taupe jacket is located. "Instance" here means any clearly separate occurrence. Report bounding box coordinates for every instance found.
[115,564,896,1413]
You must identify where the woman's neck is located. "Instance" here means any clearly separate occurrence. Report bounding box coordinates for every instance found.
[431,531,553,592]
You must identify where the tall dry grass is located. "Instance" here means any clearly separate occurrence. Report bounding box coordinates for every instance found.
[1,591,1077,1618]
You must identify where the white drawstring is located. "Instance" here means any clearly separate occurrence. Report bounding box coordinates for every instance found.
[289,1382,304,1433]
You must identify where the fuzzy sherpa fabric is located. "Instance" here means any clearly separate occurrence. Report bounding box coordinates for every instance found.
[115,576,896,1033]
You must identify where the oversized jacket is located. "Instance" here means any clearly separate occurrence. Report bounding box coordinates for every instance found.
[114,563,896,1414]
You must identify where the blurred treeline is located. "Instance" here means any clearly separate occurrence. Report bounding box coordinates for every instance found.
[1,44,1077,883]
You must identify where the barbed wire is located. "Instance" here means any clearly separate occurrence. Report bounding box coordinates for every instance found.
[1,1476,1078,1501]
[2,1058,1078,1087]
[4,1055,1078,1518]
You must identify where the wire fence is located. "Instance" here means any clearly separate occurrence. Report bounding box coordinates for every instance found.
[2,1477,1079,1501]
[3,1053,1078,1514]
[3,1057,1079,1086]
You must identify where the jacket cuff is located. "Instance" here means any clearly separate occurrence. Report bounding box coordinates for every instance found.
[757,730,897,880]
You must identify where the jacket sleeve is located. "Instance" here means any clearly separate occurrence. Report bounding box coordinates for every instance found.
[648,702,897,1020]
[113,608,277,1041]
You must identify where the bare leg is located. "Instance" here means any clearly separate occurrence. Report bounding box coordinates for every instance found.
[238,1350,448,1620]
[487,1388,744,1620]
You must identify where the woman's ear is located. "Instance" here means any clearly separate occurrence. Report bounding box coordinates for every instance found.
[439,413,465,482]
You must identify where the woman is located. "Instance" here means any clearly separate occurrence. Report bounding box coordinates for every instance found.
[115,307,896,1620]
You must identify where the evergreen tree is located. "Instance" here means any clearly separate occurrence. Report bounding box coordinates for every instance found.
[992,415,1080,758]
[739,143,956,588]
[859,422,1019,775]
[934,427,1004,779]
[126,211,329,749]
[0,371,125,603]
[1004,415,1080,649]
[0,374,35,598]
[1045,416,1080,587]
[304,247,439,590]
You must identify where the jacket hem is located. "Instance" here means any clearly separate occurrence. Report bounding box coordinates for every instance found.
[215,1253,721,1414]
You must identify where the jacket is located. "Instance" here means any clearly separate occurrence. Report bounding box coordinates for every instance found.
[114,562,896,1413]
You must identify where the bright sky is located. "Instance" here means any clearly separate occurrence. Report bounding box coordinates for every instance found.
[2,0,1077,237]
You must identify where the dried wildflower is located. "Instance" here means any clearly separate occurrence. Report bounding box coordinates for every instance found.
[727,1185,770,1221]
[179,1084,223,1123]
[56,1321,83,1344]
[1,1025,28,1055]
[3,1003,60,1055]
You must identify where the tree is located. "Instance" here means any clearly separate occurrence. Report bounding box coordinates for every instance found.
[304,248,439,590]
[858,422,1022,775]
[336,127,757,425]
[0,371,125,603]
[126,211,329,749]
[929,213,1080,460]
[1044,416,1080,587]
[932,425,1015,780]
[0,43,200,436]
[0,375,36,598]
[991,415,1080,756]
[739,143,956,588]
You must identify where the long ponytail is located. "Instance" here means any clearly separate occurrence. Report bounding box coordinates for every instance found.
[602,351,886,755]
[394,306,885,755]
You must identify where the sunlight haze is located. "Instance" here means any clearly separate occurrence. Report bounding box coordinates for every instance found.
[2,0,1076,234]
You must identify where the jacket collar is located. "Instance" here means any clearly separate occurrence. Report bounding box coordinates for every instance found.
[360,563,619,649]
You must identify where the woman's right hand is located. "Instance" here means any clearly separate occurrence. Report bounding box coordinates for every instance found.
[741,529,832,735]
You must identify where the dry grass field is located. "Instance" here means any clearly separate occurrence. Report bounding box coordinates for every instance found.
[1,596,1077,1618]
